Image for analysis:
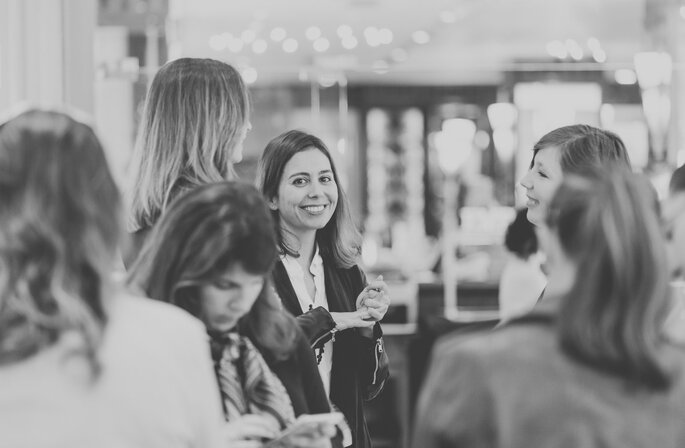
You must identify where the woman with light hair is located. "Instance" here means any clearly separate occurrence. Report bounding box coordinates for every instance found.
[124,57,251,266]
[414,169,685,448]
[0,109,226,448]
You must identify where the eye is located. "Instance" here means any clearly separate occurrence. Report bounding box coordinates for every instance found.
[320,175,333,183]
[214,279,239,290]
[292,177,308,186]
[537,169,549,179]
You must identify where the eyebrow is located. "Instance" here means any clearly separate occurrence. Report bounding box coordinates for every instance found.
[288,169,333,179]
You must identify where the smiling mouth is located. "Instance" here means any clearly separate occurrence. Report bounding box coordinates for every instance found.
[301,205,327,213]
[526,196,539,207]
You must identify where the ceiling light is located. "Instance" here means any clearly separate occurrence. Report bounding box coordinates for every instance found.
[305,26,322,41]
[241,29,256,44]
[241,67,258,84]
[364,27,381,47]
[378,28,393,45]
[412,30,430,45]
[252,39,267,54]
[337,24,353,38]
[680,5,685,18]
[341,36,358,49]
[283,38,298,53]
[270,27,286,42]
[592,49,607,63]
[587,37,600,51]
[546,40,566,59]
[565,39,583,61]
[614,69,637,85]
[313,38,330,52]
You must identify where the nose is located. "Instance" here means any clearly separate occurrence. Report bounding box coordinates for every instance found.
[519,170,533,190]
[307,180,323,197]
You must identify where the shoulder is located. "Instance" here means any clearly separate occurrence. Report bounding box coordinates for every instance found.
[103,290,208,356]
[432,322,557,379]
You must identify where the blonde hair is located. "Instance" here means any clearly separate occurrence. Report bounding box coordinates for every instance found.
[128,58,250,231]
[547,170,671,390]
[0,109,121,372]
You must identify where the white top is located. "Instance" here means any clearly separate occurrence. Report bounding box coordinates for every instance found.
[0,291,225,448]
[498,253,547,322]
[280,246,334,396]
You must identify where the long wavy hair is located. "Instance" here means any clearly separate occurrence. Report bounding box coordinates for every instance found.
[257,130,362,268]
[129,182,297,361]
[0,109,121,372]
[531,124,631,174]
[128,58,250,231]
[546,170,672,390]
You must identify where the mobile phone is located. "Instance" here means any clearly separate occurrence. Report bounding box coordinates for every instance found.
[263,412,344,447]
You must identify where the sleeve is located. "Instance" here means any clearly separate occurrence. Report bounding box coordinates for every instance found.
[293,330,345,448]
[293,330,331,414]
[349,266,389,400]
[295,307,336,349]
[412,343,497,448]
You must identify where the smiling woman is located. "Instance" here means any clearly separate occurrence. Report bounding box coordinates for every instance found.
[258,130,390,448]
[519,124,632,226]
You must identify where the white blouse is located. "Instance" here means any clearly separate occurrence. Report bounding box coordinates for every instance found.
[280,245,334,396]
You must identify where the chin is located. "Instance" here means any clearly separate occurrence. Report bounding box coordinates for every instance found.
[526,208,543,226]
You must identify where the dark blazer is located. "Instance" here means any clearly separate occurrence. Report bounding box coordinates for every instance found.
[413,301,685,448]
[273,258,387,448]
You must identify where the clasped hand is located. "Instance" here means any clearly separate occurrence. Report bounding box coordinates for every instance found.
[329,276,390,331]
[356,275,390,322]
[222,414,333,448]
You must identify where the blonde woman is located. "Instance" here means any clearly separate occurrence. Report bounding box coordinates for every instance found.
[124,57,251,266]
[0,109,225,448]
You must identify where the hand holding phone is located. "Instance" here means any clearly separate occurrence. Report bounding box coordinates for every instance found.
[263,413,342,448]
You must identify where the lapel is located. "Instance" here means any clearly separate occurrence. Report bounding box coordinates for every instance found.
[274,257,360,314]
[273,261,304,315]
[322,258,356,313]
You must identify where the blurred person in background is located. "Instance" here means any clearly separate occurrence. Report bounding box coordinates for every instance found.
[258,130,390,448]
[498,208,546,322]
[124,57,251,267]
[661,164,685,340]
[414,169,685,448]
[519,124,631,227]
[0,109,225,448]
[129,182,339,448]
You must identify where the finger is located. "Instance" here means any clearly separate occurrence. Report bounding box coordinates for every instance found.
[367,308,384,321]
[318,423,337,437]
[363,299,383,309]
[364,281,387,292]
[230,421,278,440]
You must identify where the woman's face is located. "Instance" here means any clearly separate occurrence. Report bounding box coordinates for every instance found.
[271,148,339,239]
[198,263,264,333]
[519,145,564,226]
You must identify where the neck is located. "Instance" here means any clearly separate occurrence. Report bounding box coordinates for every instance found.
[282,226,318,266]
